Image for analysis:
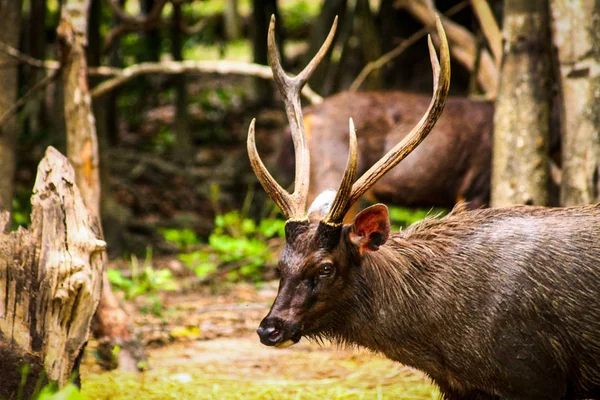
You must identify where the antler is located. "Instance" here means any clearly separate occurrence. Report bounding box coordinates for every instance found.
[321,15,451,226]
[247,15,338,221]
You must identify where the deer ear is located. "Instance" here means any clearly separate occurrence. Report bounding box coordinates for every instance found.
[350,204,390,255]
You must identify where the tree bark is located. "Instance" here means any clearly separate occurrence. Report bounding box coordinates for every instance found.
[58,0,102,218]
[58,0,145,372]
[491,0,552,207]
[0,0,22,214]
[0,147,104,397]
[551,0,600,205]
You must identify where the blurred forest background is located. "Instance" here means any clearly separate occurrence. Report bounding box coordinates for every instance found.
[1,0,506,256]
[1,0,600,394]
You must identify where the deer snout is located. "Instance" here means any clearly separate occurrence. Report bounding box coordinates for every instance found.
[257,316,301,348]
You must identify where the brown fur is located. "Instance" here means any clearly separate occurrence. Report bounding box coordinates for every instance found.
[260,205,600,399]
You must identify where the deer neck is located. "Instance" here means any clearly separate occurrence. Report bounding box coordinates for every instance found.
[331,236,453,369]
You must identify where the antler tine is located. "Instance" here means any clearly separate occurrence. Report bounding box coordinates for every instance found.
[295,16,338,87]
[321,118,358,226]
[266,15,337,220]
[345,15,450,212]
[249,16,337,221]
[247,118,296,218]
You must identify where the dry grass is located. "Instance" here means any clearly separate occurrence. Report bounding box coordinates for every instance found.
[81,335,439,400]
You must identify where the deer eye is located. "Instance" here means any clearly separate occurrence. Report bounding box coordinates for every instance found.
[318,263,335,278]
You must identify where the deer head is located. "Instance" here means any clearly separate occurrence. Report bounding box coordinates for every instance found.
[249,16,450,348]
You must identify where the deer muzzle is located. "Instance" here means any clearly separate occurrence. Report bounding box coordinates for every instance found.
[256,316,302,348]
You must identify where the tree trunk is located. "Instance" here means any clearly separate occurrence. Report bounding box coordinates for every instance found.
[303,0,347,94]
[355,0,382,90]
[224,0,241,40]
[491,0,552,207]
[24,0,47,135]
[551,0,600,205]
[58,0,102,218]
[0,147,104,397]
[171,1,191,160]
[0,0,22,214]
[252,0,280,104]
[141,0,162,64]
[58,0,146,372]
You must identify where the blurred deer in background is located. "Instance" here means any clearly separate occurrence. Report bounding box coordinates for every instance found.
[277,80,561,213]
[249,15,600,400]
[278,91,495,210]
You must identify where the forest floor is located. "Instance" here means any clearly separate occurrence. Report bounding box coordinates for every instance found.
[79,261,439,400]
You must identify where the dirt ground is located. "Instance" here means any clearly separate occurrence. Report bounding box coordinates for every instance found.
[80,276,439,399]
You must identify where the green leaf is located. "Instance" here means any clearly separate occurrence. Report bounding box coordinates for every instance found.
[36,383,85,400]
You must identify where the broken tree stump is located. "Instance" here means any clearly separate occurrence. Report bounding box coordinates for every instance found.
[0,146,105,398]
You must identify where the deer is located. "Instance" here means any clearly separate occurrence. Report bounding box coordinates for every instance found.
[277,73,560,213]
[248,15,600,400]
[277,91,495,211]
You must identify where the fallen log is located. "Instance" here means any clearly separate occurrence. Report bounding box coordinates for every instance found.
[0,147,105,397]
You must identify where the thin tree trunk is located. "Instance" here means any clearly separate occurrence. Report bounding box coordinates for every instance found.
[252,0,280,104]
[224,0,241,40]
[58,0,101,218]
[355,0,382,90]
[171,1,191,160]
[141,0,162,63]
[491,0,552,207]
[25,0,47,134]
[90,0,130,256]
[0,0,22,214]
[106,0,126,147]
[0,147,104,397]
[303,0,347,94]
[58,0,145,372]
[551,0,600,205]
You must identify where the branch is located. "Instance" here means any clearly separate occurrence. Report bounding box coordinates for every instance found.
[104,19,165,53]
[0,69,60,129]
[181,17,210,36]
[396,0,498,96]
[103,0,169,53]
[350,0,468,92]
[90,60,324,104]
[469,0,502,64]
[104,0,168,24]
[0,41,60,70]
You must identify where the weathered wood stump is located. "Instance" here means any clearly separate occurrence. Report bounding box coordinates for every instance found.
[0,147,105,398]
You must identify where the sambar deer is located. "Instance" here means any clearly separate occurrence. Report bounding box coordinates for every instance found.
[279,92,495,209]
[249,15,600,400]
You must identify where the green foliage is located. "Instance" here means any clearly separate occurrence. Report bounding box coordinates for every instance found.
[165,211,285,283]
[388,206,448,231]
[108,249,178,299]
[11,187,32,229]
[282,1,318,34]
[36,383,85,400]
[139,294,167,317]
[151,126,176,154]
[160,228,200,250]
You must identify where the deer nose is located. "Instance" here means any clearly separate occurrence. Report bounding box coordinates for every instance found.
[256,323,283,346]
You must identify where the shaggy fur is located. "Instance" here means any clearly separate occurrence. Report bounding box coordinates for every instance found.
[262,204,600,399]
